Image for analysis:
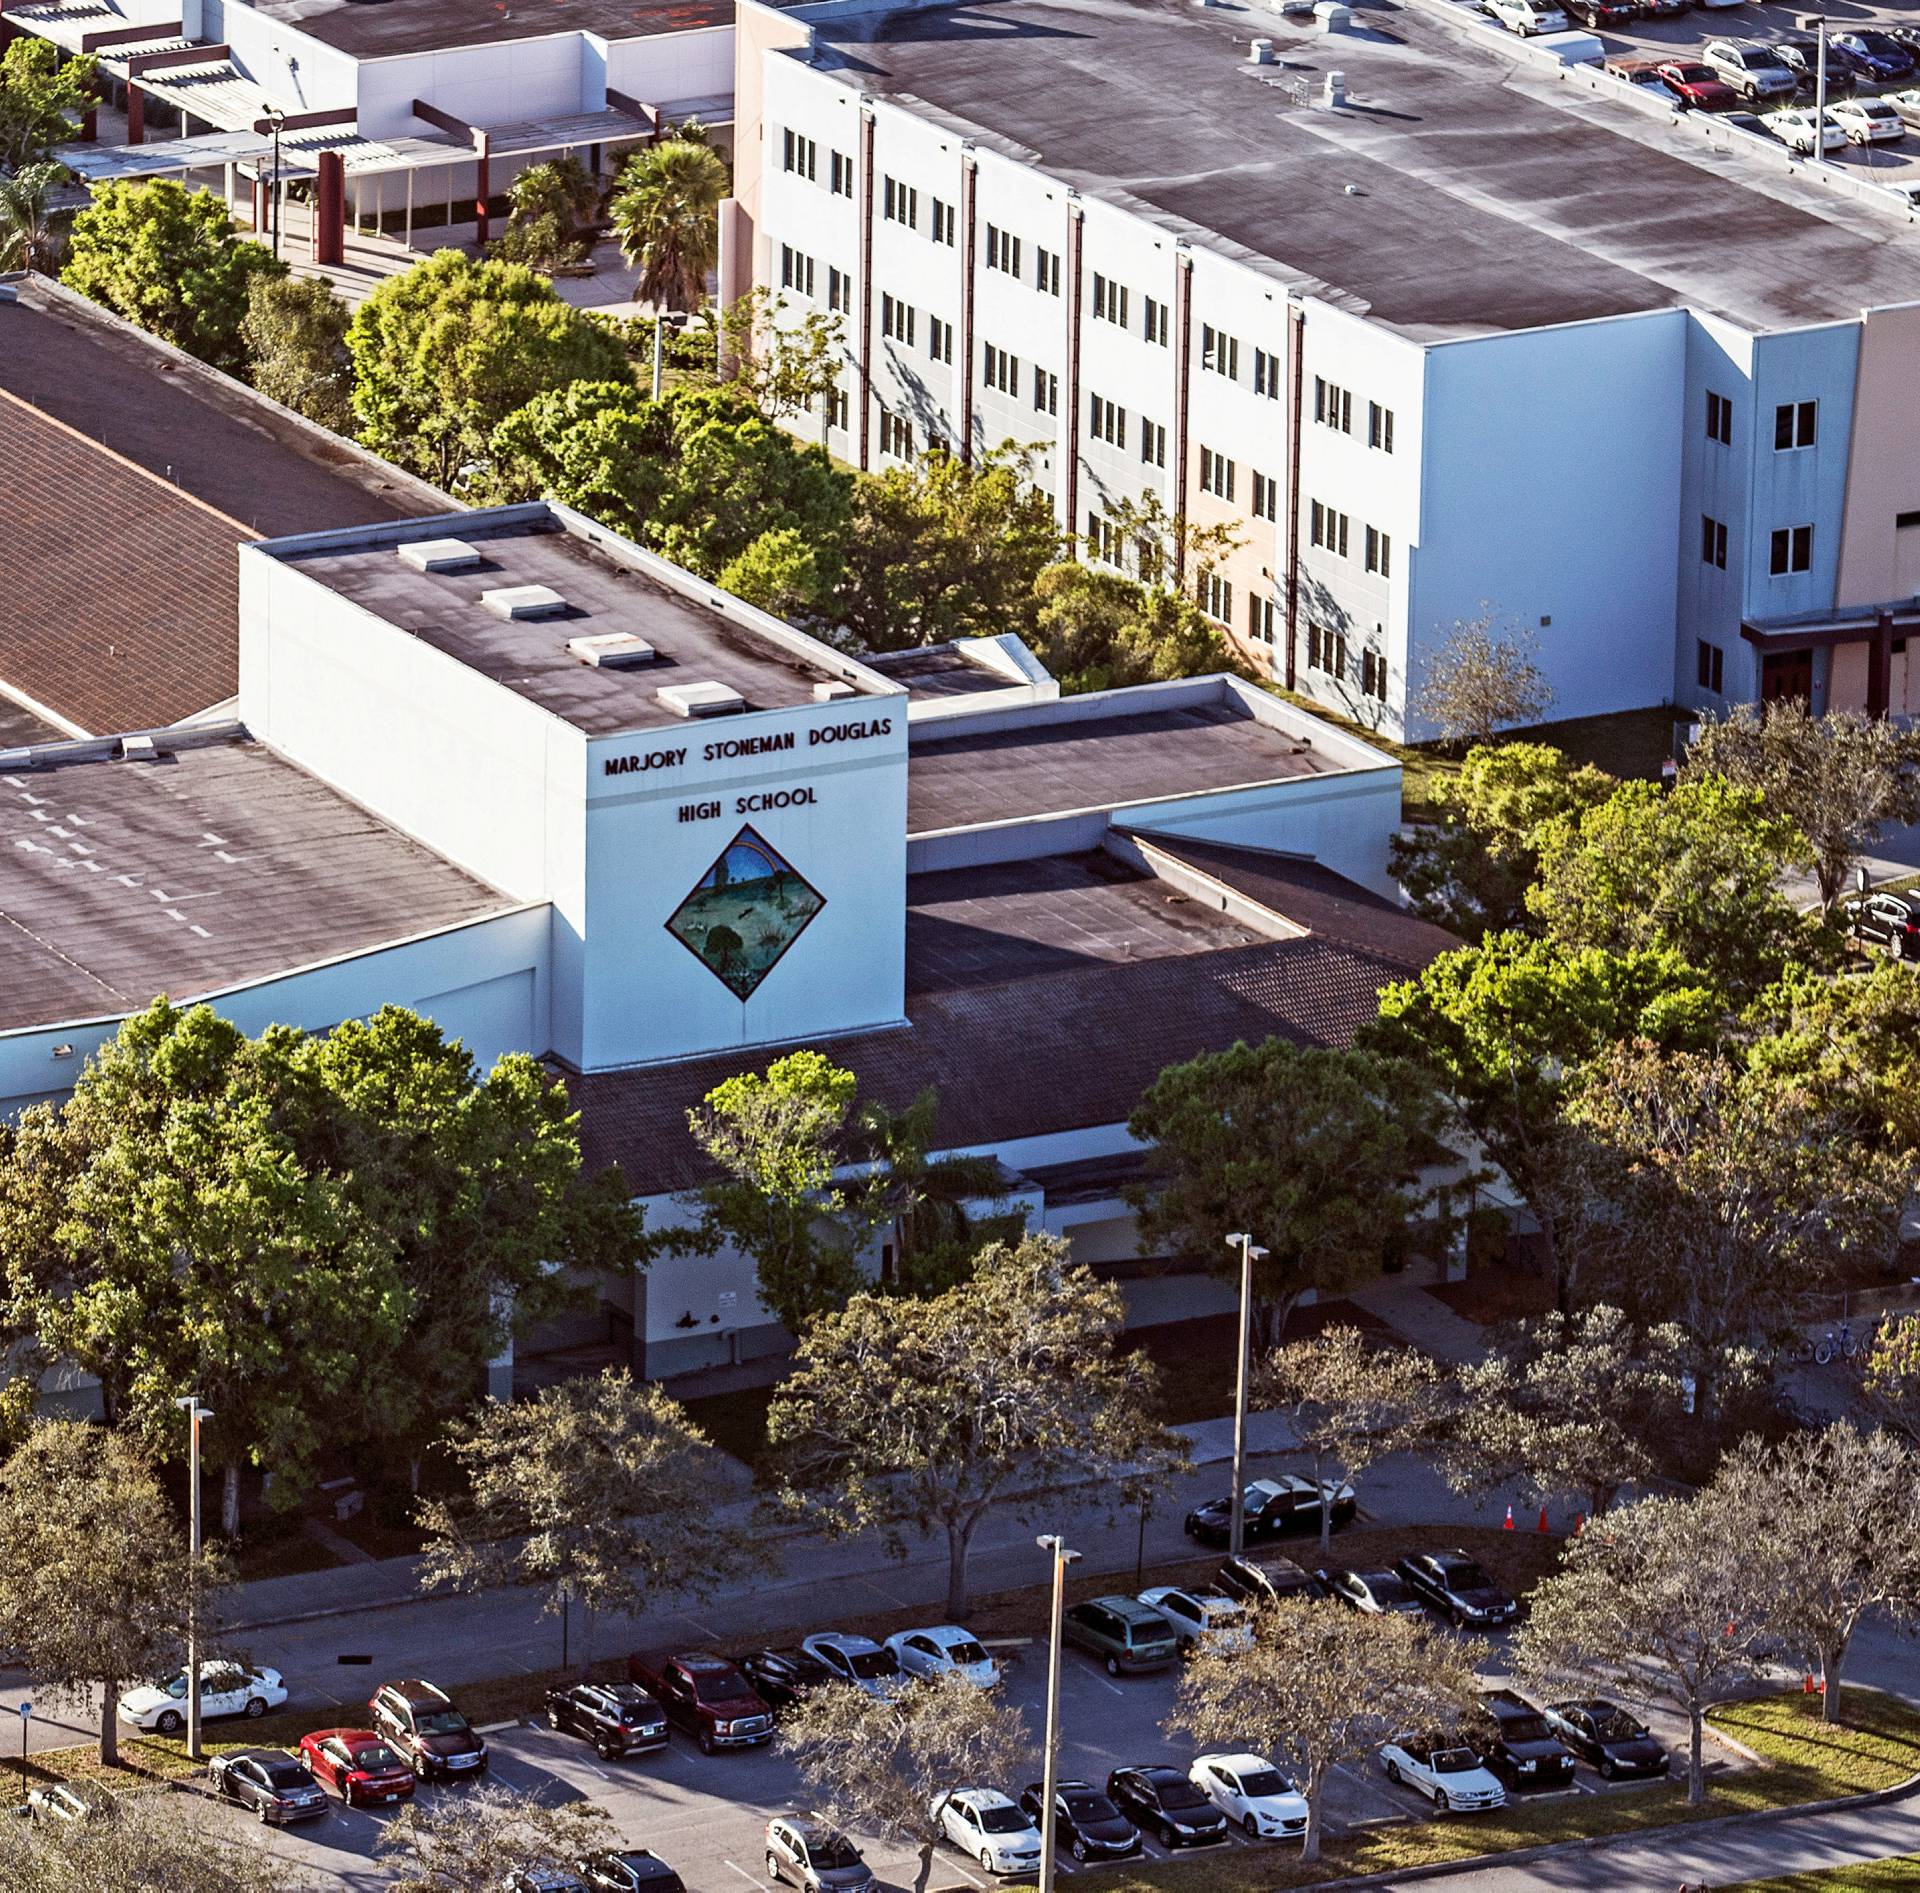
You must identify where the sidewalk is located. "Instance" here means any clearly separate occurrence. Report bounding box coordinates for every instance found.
[1346,1279,1491,1366]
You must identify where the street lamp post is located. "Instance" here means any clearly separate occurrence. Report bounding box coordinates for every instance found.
[175,1396,213,1764]
[1225,1232,1268,1561]
[16,1703,28,1793]
[1035,1533,1081,1893]
[264,107,286,260]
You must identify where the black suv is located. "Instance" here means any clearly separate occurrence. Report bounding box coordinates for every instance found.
[207,1748,328,1824]
[1479,1690,1576,1789]
[369,1679,488,1780]
[737,1648,838,1714]
[1105,1767,1228,1849]
[1395,1551,1519,1628]
[544,1681,668,1759]
[1840,890,1920,960]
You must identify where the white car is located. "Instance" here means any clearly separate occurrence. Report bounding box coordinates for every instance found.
[1190,1752,1310,1840]
[1764,107,1849,154]
[1830,98,1907,145]
[1136,1587,1253,1656]
[1887,89,1920,131]
[1483,0,1569,34]
[118,1661,288,1733]
[1380,1733,1507,1813]
[884,1625,998,1688]
[929,1788,1043,1875]
[800,1632,904,1698]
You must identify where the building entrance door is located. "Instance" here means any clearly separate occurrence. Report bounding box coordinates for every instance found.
[1895,519,1920,600]
[1761,649,1813,704]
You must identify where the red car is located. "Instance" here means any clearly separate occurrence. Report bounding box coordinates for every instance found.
[626,1651,774,1754]
[297,1728,418,1807]
[1656,62,1741,111]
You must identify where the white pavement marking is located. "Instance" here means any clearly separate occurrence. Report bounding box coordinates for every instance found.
[720,1862,765,1889]
[474,1720,520,1733]
[1097,1677,1125,1697]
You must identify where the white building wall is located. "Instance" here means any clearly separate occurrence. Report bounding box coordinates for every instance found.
[353,37,592,141]
[196,0,360,113]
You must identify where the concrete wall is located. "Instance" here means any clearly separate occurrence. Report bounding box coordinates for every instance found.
[1834,302,1920,610]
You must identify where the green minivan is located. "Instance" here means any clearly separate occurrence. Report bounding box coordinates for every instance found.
[1062,1596,1181,1676]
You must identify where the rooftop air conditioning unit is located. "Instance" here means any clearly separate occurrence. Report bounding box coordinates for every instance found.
[812,680,856,701]
[657,680,746,718]
[481,583,568,621]
[397,537,483,573]
[120,735,158,762]
[568,631,656,669]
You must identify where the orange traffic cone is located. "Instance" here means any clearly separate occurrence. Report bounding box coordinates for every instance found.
[1504,1504,1514,1530]
[1538,1507,1549,1533]
[1574,1513,1586,1534]
[1803,1673,1816,1694]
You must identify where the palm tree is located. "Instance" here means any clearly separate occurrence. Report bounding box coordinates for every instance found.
[0,163,69,273]
[608,138,729,314]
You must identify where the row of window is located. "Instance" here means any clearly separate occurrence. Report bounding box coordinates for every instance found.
[1309,500,1393,577]
[781,130,856,197]
[1314,378,1396,453]
[1305,622,1390,700]
[1705,389,1819,452]
[1701,513,1816,576]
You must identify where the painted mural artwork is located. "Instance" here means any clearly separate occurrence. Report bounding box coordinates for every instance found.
[665,825,825,1000]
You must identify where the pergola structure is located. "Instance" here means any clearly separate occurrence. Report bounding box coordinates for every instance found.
[1741,605,1919,716]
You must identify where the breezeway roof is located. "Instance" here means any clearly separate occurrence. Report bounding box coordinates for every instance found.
[55,129,273,183]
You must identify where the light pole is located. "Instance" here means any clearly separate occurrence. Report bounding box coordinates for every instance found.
[264,107,286,260]
[1225,1232,1268,1561]
[175,1395,213,1764]
[16,1703,28,1793]
[1035,1533,1080,1893]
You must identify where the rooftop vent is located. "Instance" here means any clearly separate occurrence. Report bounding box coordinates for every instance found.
[397,536,483,574]
[481,583,568,621]
[1250,35,1274,61]
[568,631,656,670]
[1315,1,1351,30]
[812,680,856,702]
[657,680,746,719]
[120,735,158,763]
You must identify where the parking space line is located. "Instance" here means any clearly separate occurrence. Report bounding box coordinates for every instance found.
[942,1861,987,1889]
[720,1861,766,1889]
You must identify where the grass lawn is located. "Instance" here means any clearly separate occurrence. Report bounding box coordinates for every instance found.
[1727,1862,1920,1891]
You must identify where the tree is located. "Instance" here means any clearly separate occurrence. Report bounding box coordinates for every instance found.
[492,155,601,274]
[1389,742,1615,939]
[608,138,728,312]
[1518,1492,1783,1803]
[1128,1039,1443,1349]
[346,250,630,484]
[1866,1316,1920,1446]
[1412,613,1551,747]
[0,1794,306,1890]
[1168,1602,1484,1860]
[0,160,68,273]
[1715,1426,1920,1724]
[1252,1327,1440,1556]
[716,285,845,421]
[417,1369,754,1671]
[780,1673,1030,1893]
[0,38,94,174]
[767,1235,1184,1616]
[63,179,282,376]
[240,272,354,432]
[377,1782,610,1890]
[1528,775,1809,998]
[836,446,1062,652]
[1686,700,1920,914]
[0,1421,224,1765]
[1029,562,1241,695]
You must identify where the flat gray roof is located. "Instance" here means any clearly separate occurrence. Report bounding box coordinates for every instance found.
[279,517,887,738]
[238,0,765,59]
[811,0,1920,338]
[0,735,511,1033]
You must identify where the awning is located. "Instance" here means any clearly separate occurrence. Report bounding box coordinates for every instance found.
[1,2,187,68]
[53,127,272,180]
[1742,606,1920,650]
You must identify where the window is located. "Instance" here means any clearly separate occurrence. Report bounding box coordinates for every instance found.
[1706,389,1732,446]
[1253,347,1282,400]
[1199,446,1236,501]
[1033,367,1058,415]
[829,149,854,197]
[880,294,916,347]
[1250,470,1279,522]
[1035,247,1061,295]
[983,342,1019,394]
[1089,392,1126,447]
[1362,645,1388,701]
[882,177,918,227]
[1201,325,1240,380]
[1140,419,1166,468]
[1310,500,1349,557]
[829,386,849,431]
[1365,525,1391,577]
[1770,523,1814,575]
[1701,514,1728,570]
[1088,512,1124,567]
[781,129,817,180]
[1143,295,1169,346]
[1369,402,1395,453]
[879,410,914,460]
[1307,622,1348,680]
[778,245,814,297]
[927,315,953,365]
[1696,637,1725,694]
[931,197,955,246]
[1201,572,1233,624]
[1774,400,1817,451]
[1249,595,1277,644]
[985,224,1022,277]
[1314,377,1353,433]
[1092,274,1130,328]
[827,267,852,315]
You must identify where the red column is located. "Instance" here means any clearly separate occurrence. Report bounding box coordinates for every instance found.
[1870,610,1895,719]
[473,143,490,245]
[125,83,144,146]
[315,148,345,266]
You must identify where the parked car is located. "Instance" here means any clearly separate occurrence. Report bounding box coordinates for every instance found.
[579,1851,687,1892]
[1216,1554,1329,1608]
[1542,1699,1671,1778]
[118,1661,287,1734]
[297,1728,417,1806]
[1395,1551,1520,1627]
[1379,1734,1507,1813]
[1832,30,1916,83]
[368,1679,488,1780]
[1703,39,1799,101]
[736,1648,838,1714]
[929,1788,1043,1876]
[1478,1690,1577,1790]
[1319,1566,1426,1617]
[1655,62,1741,110]
[1841,890,1920,959]
[1135,1586,1253,1655]
[883,1625,997,1688]
[1775,35,1861,95]
[1635,0,1693,17]
[1483,0,1570,33]
[1182,1475,1355,1548]
[544,1682,669,1760]
[1830,97,1907,143]
[1605,56,1676,95]
[627,1652,774,1752]
[1189,1752,1310,1840]
[507,1873,586,1893]
[1724,109,1772,135]
[1016,1779,1140,1863]
[765,1815,877,1891]
[1105,1766,1229,1848]
[798,1634,904,1700]
[208,1748,329,1825]
[24,1781,115,1827]
[1765,105,1850,153]
[1562,0,1637,26]
[1060,1596,1180,1676]
[1887,88,1920,129]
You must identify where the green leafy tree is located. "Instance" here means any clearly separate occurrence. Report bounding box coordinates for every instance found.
[1866,1316,1920,1446]
[492,155,602,274]
[483,377,665,527]
[240,271,354,432]
[377,1783,610,1890]
[347,250,630,484]
[1746,961,1920,1156]
[1389,742,1615,939]
[1030,562,1241,694]
[1097,488,1245,589]
[717,285,846,421]
[1412,612,1552,748]
[767,1235,1185,1616]
[63,179,282,375]
[0,1795,306,1889]
[717,524,837,619]
[0,38,94,173]
[608,138,728,312]
[0,160,68,272]
[1128,1039,1443,1348]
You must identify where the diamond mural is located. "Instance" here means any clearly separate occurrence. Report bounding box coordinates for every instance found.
[665,825,825,1001]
